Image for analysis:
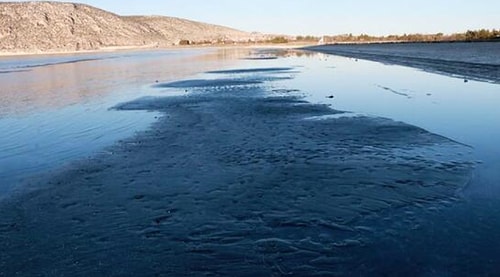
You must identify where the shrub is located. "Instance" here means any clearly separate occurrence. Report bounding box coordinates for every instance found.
[268,36,289,44]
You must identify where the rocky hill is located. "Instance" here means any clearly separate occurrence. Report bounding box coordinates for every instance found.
[0,2,259,53]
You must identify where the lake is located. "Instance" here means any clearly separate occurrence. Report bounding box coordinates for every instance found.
[1,44,500,276]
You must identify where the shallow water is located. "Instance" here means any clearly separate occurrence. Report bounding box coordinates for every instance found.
[284,51,500,198]
[308,42,500,84]
[310,42,500,65]
[0,48,247,196]
[168,48,500,198]
[1,45,500,276]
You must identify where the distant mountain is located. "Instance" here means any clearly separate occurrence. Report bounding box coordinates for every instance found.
[0,2,262,53]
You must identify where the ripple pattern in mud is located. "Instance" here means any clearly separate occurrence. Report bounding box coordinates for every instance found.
[0,68,474,276]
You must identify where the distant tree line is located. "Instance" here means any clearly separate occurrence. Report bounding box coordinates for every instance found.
[464,29,500,41]
[266,36,290,43]
[318,29,500,44]
[174,29,499,47]
[295,35,320,41]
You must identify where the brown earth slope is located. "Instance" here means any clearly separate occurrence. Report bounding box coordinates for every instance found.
[0,1,257,53]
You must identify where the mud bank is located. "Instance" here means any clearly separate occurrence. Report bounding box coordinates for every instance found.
[306,42,500,84]
[0,68,474,276]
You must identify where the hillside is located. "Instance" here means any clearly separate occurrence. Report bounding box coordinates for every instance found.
[0,2,258,53]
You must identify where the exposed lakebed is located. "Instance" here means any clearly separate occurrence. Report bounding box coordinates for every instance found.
[1,46,500,276]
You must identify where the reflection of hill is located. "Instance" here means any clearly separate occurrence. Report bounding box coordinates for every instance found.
[0,49,249,117]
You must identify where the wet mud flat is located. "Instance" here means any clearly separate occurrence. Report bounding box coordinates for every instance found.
[0,68,474,276]
[306,42,500,84]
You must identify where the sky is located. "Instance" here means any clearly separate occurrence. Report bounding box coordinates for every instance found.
[5,0,500,36]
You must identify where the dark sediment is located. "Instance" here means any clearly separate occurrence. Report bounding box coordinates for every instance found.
[0,70,474,276]
[206,67,293,74]
[306,43,500,84]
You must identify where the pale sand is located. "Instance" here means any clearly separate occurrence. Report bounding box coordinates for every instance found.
[0,45,159,57]
[0,42,312,58]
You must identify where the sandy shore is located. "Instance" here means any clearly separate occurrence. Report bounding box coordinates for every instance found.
[0,65,475,275]
[0,42,311,58]
[0,45,163,57]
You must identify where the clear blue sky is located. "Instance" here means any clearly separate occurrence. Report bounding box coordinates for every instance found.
[7,0,500,36]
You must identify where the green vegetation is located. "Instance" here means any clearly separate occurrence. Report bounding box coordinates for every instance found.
[320,29,500,44]
[175,29,499,47]
[267,36,289,43]
[295,35,320,41]
[465,29,500,41]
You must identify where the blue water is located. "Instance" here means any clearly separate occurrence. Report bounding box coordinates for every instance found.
[1,44,500,276]
[311,42,500,65]
[288,49,500,198]
[0,48,245,197]
[309,42,500,84]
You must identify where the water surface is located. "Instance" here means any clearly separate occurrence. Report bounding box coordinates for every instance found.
[1,45,500,276]
[0,48,247,196]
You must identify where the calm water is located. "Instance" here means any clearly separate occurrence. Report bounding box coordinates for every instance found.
[311,42,500,65]
[287,51,500,198]
[309,42,500,84]
[0,48,246,196]
[1,45,499,202]
[185,47,500,198]
[1,44,500,275]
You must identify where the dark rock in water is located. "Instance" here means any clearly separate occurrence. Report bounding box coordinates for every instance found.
[243,56,278,60]
[207,67,293,74]
[153,78,263,88]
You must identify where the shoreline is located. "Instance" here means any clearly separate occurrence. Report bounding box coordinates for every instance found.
[305,42,500,84]
[2,40,499,58]
[319,39,500,45]
[0,42,312,58]
[0,45,161,57]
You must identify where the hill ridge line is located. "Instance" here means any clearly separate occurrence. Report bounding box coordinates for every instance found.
[0,1,267,53]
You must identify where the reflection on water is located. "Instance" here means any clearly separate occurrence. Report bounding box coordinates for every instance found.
[0,49,247,117]
[0,47,500,275]
[2,47,498,198]
[273,52,500,198]
[0,48,250,196]
[244,48,500,275]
